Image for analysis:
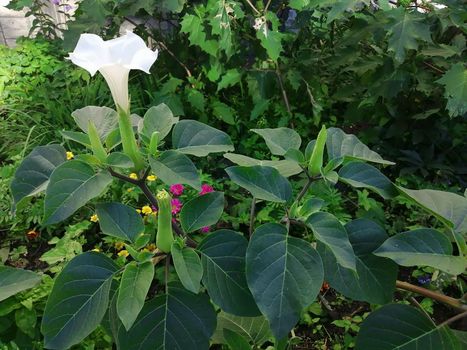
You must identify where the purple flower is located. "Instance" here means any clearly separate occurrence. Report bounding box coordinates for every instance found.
[171,198,182,215]
[170,184,184,196]
[199,184,214,195]
[50,0,60,5]
[200,226,210,233]
[417,276,431,285]
[64,4,73,12]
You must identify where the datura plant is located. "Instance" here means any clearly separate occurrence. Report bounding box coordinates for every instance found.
[5,32,467,350]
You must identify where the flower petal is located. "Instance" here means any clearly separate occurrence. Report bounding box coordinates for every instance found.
[68,34,112,75]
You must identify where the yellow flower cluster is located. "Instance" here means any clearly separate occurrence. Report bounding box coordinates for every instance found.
[147,174,157,181]
[118,250,129,258]
[129,173,138,180]
[141,205,153,215]
[66,151,74,160]
[90,214,99,222]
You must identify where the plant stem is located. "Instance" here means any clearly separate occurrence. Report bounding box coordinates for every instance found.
[165,254,171,294]
[396,280,467,311]
[275,67,293,127]
[249,197,256,237]
[438,310,467,327]
[244,0,261,15]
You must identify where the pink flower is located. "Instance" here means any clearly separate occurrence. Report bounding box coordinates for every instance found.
[170,184,184,196]
[200,226,210,233]
[199,184,214,195]
[171,198,182,215]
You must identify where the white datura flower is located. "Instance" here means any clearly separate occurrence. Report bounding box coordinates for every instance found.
[69,31,158,112]
[0,0,10,7]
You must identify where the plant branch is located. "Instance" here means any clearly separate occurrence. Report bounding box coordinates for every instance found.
[244,0,261,15]
[295,167,313,204]
[396,280,467,311]
[165,254,171,293]
[264,0,272,12]
[423,61,444,75]
[439,310,467,327]
[249,197,256,237]
[275,67,293,127]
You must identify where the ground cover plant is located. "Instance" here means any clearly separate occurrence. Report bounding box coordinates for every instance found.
[1,27,466,350]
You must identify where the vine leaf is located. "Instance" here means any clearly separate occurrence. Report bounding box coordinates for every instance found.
[436,63,467,117]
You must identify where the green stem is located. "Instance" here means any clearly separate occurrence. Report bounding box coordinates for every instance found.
[118,108,144,171]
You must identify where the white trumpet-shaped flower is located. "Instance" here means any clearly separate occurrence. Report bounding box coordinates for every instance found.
[69,31,158,111]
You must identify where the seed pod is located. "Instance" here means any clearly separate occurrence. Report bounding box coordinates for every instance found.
[308,125,327,176]
[156,190,174,253]
[87,120,107,163]
[149,131,160,155]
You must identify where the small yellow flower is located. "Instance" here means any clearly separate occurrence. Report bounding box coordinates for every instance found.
[136,209,141,214]
[129,173,138,180]
[127,188,133,192]
[66,151,74,160]
[92,248,101,252]
[141,205,153,215]
[118,250,129,258]
[90,214,99,222]
[147,174,157,182]
[146,243,156,252]
[114,242,125,251]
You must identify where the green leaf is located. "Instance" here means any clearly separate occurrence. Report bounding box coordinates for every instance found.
[198,230,260,317]
[256,13,284,61]
[171,244,203,294]
[226,166,292,203]
[186,88,205,112]
[141,103,179,141]
[211,100,236,125]
[251,128,301,156]
[224,153,303,178]
[210,1,237,57]
[326,127,395,165]
[180,192,224,233]
[149,151,201,190]
[246,223,323,339]
[15,307,37,338]
[105,152,134,168]
[326,0,367,24]
[117,261,154,331]
[11,144,66,209]
[374,228,467,275]
[318,219,398,304]
[386,7,432,64]
[224,329,252,350]
[0,267,41,302]
[172,120,234,156]
[338,161,398,199]
[71,106,118,141]
[95,202,144,243]
[398,187,467,233]
[41,252,118,349]
[180,14,217,56]
[218,69,242,91]
[307,212,356,271]
[117,282,216,350]
[436,63,467,117]
[212,312,272,346]
[356,304,462,350]
[43,161,112,225]
[61,131,91,148]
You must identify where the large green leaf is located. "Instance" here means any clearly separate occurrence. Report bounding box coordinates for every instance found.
[43,161,112,225]
[338,161,398,199]
[71,106,118,141]
[10,144,66,209]
[251,128,301,156]
[149,151,201,190]
[224,329,251,350]
[356,304,462,350]
[326,128,395,165]
[306,212,356,271]
[95,202,144,243]
[41,252,118,349]
[141,103,179,141]
[212,312,272,346]
[117,282,216,350]
[386,7,432,64]
[198,230,260,317]
[374,228,466,275]
[180,192,224,233]
[171,244,203,294]
[117,261,154,331]
[398,187,467,233]
[172,120,234,156]
[224,153,303,178]
[318,219,397,304]
[246,223,323,339]
[225,166,292,203]
[437,63,467,117]
[0,266,41,302]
